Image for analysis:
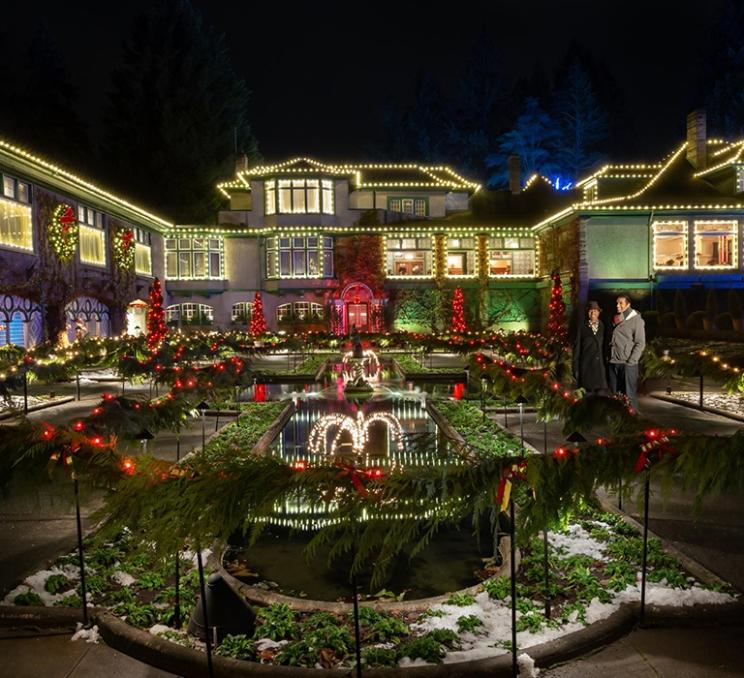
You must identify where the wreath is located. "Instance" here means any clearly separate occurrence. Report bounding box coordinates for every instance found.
[113,227,136,270]
[49,204,78,262]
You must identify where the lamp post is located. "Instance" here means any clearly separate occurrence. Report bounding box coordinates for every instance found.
[197,401,209,451]
[515,395,528,450]
[134,428,154,455]
[481,377,488,420]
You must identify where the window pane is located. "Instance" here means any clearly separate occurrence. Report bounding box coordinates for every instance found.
[17,182,30,203]
[490,251,512,275]
[447,253,466,275]
[322,236,333,249]
[306,181,319,213]
[402,199,414,214]
[209,251,221,276]
[417,237,431,248]
[208,238,220,250]
[504,237,519,248]
[79,225,105,265]
[386,238,400,250]
[489,238,502,248]
[322,181,334,214]
[280,251,291,276]
[166,252,178,277]
[653,223,688,268]
[192,238,206,249]
[306,236,318,249]
[292,187,306,212]
[0,198,32,250]
[323,249,334,277]
[78,206,86,222]
[266,237,277,250]
[278,181,292,212]
[135,243,152,275]
[292,237,304,249]
[520,237,534,248]
[192,252,207,277]
[307,250,319,276]
[391,251,427,275]
[695,234,735,267]
[292,250,306,275]
[178,238,191,250]
[267,251,278,278]
[512,250,534,275]
[402,238,416,249]
[178,252,191,277]
[414,199,426,216]
[2,176,14,199]
[389,198,402,212]
[279,237,290,248]
[165,238,177,250]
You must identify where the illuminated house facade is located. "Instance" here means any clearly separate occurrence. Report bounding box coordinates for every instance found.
[0,140,169,346]
[3,111,744,345]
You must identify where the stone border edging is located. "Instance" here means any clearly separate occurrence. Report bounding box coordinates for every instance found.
[0,396,74,421]
[251,402,295,457]
[649,392,744,424]
[218,537,516,615]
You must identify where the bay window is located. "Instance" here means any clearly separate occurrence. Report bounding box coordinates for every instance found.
[652,221,687,269]
[386,236,432,276]
[265,179,334,215]
[488,236,535,276]
[265,235,334,278]
[165,236,223,279]
[694,221,737,269]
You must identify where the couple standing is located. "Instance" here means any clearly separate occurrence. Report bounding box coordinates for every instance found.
[572,294,646,410]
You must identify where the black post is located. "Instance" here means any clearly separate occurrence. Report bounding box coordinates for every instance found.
[196,549,214,678]
[543,528,551,619]
[481,379,486,420]
[23,366,28,415]
[618,475,623,511]
[699,372,704,409]
[149,380,153,400]
[351,508,363,677]
[640,471,651,626]
[76,373,81,401]
[174,432,181,628]
[215,409,220,432]
[503,393,508,428]
[201,414,206,451]
[74,477,89,627]
[121,375,126,396]
[510,499,518,677]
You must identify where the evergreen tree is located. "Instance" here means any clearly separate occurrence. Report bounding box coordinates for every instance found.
[486,98,560,187]
[551,61,608,181]
[146,278,167,350]
[451,288,466,333]
[0,22,90,166]
[703,1,744,138]
[102,0,259,222]
[250,292,267,337]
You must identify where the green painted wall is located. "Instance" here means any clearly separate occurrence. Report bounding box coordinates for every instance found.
[586,216,650,280]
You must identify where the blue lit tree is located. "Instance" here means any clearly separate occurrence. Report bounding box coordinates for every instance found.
[485,98,560,188]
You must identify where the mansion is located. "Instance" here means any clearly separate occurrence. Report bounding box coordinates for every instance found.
[2,111,744,346]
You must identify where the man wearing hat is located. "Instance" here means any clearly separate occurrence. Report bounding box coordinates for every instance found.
[572,301,608,395]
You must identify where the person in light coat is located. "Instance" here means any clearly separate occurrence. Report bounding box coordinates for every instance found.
[609,294,645,410]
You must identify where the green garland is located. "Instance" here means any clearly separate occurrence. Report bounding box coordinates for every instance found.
[112,227,135,271]
[49,204,78,262]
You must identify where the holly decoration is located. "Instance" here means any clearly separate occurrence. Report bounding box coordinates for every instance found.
[451,287,466,333]
[146,278,167,350]
[113,227,135,270]
[250,291,267,337]
[547,271,568,345]
[49,204,78,262]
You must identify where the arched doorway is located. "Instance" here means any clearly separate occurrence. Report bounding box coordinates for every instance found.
[337,282,383,334]
[0,295,43,348]
[65,296,111,341]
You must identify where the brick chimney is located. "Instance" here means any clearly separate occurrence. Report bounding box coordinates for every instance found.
[235,153,249,174]
[686,110,707,170]
[508,155,521,194]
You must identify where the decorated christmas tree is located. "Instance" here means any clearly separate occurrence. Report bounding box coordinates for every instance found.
[146,277,167,350]
[547,271,568,344]
[250,291,267,336]
[451,287,467,333]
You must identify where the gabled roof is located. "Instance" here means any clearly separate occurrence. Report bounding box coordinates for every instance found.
[217,157,481,196]
[0,139,173,232]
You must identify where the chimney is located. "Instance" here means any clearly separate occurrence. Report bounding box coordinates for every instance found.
[686,110,707,170]
[235,153,249,174]
[508,155,521,194]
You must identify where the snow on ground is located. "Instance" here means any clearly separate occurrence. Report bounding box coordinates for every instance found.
[548,523,607,561]
[3,565,82,606]
[518,653,540,677]
[71,623,100,643]
[111,571,136,587]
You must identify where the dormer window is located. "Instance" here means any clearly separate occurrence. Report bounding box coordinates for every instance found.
[265,179,334,215]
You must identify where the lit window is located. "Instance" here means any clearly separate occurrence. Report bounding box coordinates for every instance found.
[79,225,106,266]
[134,228,152,275]
[265,234,333,278]
[267,178,333,214]
[164,236,223,279]
[387,197,427,217]
[231,301,253,322]
[165,303,213,325]
[0,197,32,251]
[652,222,688,269]
[277,301,324,323]
[488,236,535,276]
[386,236,432,276]
[446,237,475,276]
[694,221,737,269]
[2,174,30,204]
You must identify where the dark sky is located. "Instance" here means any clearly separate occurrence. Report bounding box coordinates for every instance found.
[2,0,729,164]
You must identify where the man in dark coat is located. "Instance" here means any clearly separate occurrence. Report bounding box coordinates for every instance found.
[573,301,608,394]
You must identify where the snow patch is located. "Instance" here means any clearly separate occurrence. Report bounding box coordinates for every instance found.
[112,571,136,587]
[518,652,540,677]
[255,638,288,652]
[71,623,100,644]
[549,523,607,561]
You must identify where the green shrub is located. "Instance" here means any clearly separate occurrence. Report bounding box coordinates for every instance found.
[14,591,43,606]
[113,600,158,628]
[427,628,461,649]
[482,576,510,600]
[456,614,484,633]
[516,611,544,633]
[368,615,409,642]
[399,635,447,663]
[446,591,476,606]
[301,611,339,632]
[216,634,256,660]
[355,606,383,626]
[254,603,297,641]
[137,572,166,590]
[44,574,71,595]
[362,646,398,667]
[54,593,82,608]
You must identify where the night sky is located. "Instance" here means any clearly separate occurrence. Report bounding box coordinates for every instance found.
[1,0,729,164]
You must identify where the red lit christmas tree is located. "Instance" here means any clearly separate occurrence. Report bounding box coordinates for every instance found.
[547,271,568,344]
[250,291,267,336]
[146,277,167,350]
[451,287,466,333]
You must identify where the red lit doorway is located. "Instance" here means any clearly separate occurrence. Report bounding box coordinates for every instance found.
[346,302,369,331]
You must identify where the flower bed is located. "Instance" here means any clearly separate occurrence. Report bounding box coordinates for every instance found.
[434,400,525,458]
[6,507,735,670]
[393,355,466,377]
